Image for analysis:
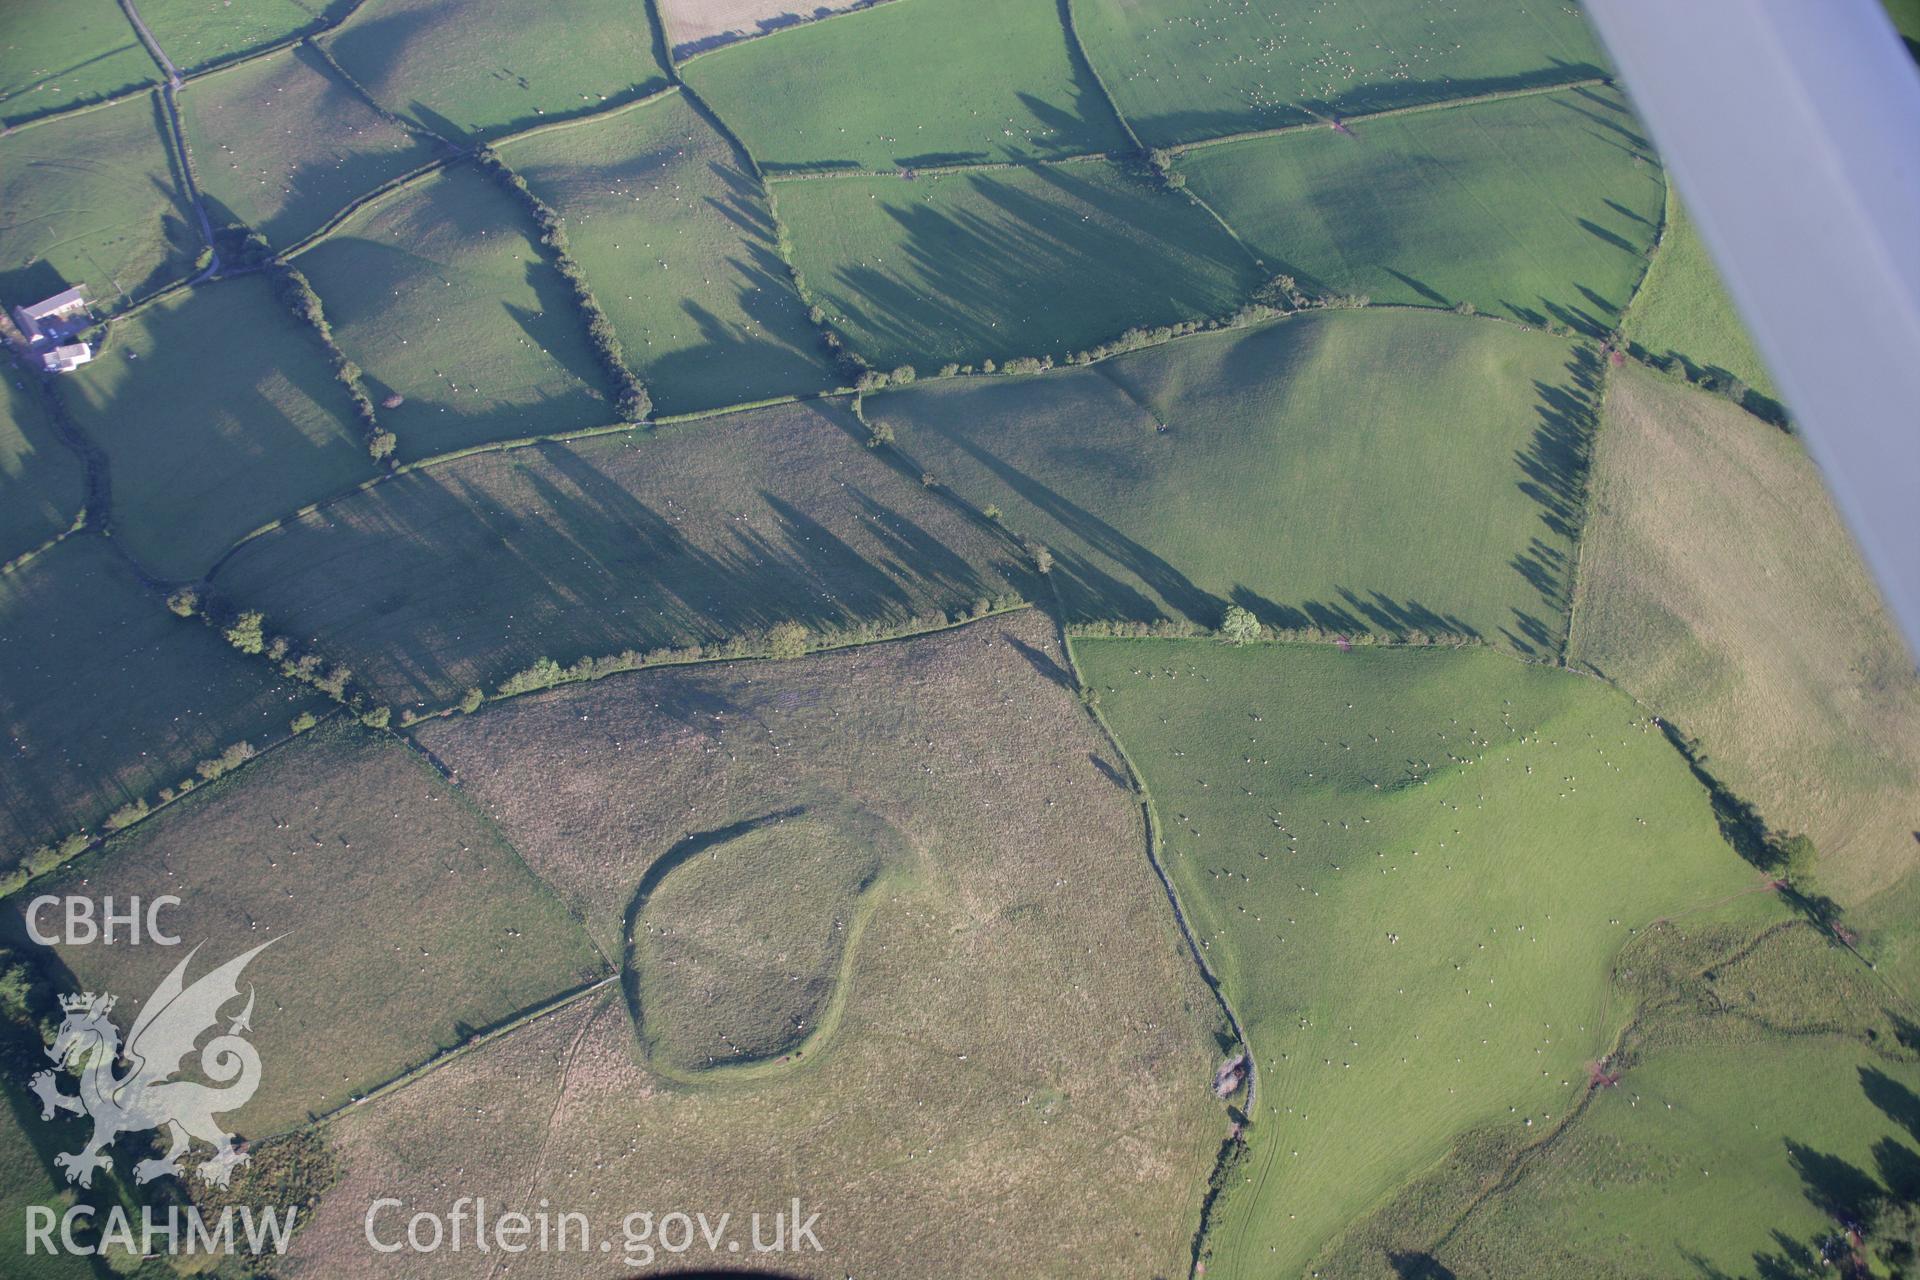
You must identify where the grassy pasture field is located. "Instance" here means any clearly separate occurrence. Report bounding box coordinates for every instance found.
[294,161,611,458]
[322,0,671,143]
[183,43,448,251]
[1438,1036,1920,1276]
[0,0,154,125]
[12,718,607,1134]
[211,396,1029,707]
[872,309,1591,651]
[1892,0,1920,51]
[0,91,198,308]
[0,1082,94,1279]
[1179,85,1665,330]
[1624,195,1780,399]
[1570,366,1920,903]
[0,534,324,876]
[0,378,84,565]
[57,274,378,580]
[136,0,345,73]
[275,611,1225,1277]
[501,90,838,414]
[1072,0,1607,148]
[681,0,1129,172]
[1076,638,1777,1278]
[776,160,1260,369]
[1314,918,1920,1276]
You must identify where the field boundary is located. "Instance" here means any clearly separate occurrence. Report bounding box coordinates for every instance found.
[192,304,1567,585]
[315,977,620,1126]
[19,49,1616,325]
[1057,0,1145,153]
[1165,74,1613,156]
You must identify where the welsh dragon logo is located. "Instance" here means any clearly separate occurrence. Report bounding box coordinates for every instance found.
[30,942,270,1189]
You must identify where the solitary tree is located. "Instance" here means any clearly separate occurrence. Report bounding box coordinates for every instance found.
[768,621,809,661]
[224,611,266,655]
[1220,605,1261,645]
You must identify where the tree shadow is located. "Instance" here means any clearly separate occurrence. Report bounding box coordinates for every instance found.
[209,400,1022,705]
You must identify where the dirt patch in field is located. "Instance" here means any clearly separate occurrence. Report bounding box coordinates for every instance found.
[662,0,900,58]
[287,611,1224,1277]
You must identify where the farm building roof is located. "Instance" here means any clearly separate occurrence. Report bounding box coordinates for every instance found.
[20,286,88,320]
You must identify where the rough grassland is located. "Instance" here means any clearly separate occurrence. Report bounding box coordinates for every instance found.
[1623,194,1779,398]
[873,310,1591,652]
[1180,86,1664,330]
[19,719,607,1133]
[0,0,154,125]
[1077,638,1772,1279]
[56,274,378,580]
[295,162,611,458]
[1570,366,1920,902]
[322,0,671,143]
[777,160,1260,369]
[0,534,323,873]
[137,0,344,72]
[501,91,837,414]
[183,44,448,250]
[281,611,1224,1278]
[0,1082,93,1279]
[0,379,84,564]
[1074,0,1606,147]
[658,0,902,58]
[0,92,198,308]
[683,0,1127,172]
[212,397,1029,707]
[1316,919,1920,1277]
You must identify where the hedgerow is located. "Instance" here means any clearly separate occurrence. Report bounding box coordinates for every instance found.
[473,148,653,421]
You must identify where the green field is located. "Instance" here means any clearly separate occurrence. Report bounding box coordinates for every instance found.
[0,533,323,877]
[1179,86,1664,330]
[682,0,1128,171]
[0,379,84,565]
[0,1082,93,1279]
[1073,0,1608,147]
[1570,366,1920,903]
[294,161,611,457]
[21,718,607,1133]
[211,396,1029,707]
[628,808,905,1076]
[777,160,1260,369]
[183,43,448,250]
[313,610,1222,1278]
[0,0,154,125]
[1624,195,1780,400]
[1077,637,1775,1278]
[0,91,197,308]
[501,91,838,414]
[56,274,378,579]
[873,309,1590,651]
[135,0,343,73]
[1314,917,1920,1276]
[1892,0,1920,51]
[322,0,671,143]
